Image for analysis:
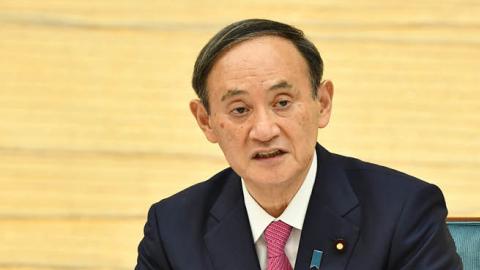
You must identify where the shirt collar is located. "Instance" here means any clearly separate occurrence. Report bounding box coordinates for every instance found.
[241,151,318,242]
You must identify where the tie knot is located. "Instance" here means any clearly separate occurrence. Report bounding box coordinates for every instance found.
[264,220,292,258]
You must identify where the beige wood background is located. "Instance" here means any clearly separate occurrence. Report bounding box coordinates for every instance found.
[1,0,479,269]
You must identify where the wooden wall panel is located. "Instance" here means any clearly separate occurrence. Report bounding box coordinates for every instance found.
[0,219,143,269]
[0,151,227,217]
[1,0,479,269]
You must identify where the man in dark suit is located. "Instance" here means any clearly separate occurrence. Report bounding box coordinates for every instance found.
[136,19,462,269]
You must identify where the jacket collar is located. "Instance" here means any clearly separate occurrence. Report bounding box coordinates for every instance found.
[294,144,361,270]
[204,144,361,270]
[204,170,261,270]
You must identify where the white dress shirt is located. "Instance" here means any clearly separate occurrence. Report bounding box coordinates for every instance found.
[241,152,317,269]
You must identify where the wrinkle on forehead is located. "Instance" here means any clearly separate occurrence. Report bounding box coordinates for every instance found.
[220,80,297,103]
[207,36,310,103]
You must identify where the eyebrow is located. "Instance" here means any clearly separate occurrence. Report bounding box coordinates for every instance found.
[221,89,247,101]
[220,81,294,102]
[269,80,293,91]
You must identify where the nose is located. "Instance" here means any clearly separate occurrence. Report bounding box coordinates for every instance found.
[249,108,280,142]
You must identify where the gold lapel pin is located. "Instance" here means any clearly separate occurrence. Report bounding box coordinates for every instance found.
[334,238,346,253]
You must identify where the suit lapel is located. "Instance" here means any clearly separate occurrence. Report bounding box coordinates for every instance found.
[294,145,361,270]
[203,145,361,270]
[204,172,261,270]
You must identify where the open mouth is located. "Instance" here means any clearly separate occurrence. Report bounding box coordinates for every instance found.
[253,149,286,159]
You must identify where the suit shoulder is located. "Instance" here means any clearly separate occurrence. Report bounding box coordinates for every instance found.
[328,152,443,213]
[331,152,434,191]
[328,152,448,235]
[148,167,237,219]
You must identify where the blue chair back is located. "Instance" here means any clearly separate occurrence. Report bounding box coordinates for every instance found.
[447,220,480,270]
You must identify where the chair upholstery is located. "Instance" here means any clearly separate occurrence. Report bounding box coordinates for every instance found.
[447,220,480,270]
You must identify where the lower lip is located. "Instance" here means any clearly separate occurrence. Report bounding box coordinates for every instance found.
[253,153,286,164]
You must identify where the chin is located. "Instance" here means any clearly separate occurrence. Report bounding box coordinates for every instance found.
[244,171,292,186]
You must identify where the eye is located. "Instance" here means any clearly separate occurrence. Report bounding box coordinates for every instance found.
[231,106,249,116]
[278,100,289,107]
[274,99,291,109]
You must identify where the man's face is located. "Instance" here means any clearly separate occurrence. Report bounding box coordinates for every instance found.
[191,36,333,190]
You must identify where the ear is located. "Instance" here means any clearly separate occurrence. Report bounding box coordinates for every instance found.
[316,80,334,128]
[189,99,218,143]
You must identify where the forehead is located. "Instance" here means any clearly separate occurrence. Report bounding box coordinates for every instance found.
[206,36,310,97]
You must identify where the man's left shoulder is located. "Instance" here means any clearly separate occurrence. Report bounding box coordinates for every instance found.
[332,152,436,192]
[327,152,445,214]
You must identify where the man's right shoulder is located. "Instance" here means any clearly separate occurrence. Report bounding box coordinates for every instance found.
[148,167,238,219]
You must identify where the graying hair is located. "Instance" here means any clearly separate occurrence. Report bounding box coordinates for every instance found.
[192,18,324,112]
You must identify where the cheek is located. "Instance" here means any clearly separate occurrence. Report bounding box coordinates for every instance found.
[292,104,311,125]
[300,113,309,124]
[290,105,319,136]
[215,122,246,144]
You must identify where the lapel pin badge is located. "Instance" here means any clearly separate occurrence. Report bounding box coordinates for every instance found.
[309,249,323,270]
[334,238,346,253]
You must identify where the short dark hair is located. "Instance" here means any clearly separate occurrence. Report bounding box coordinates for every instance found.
[192,18,324,112]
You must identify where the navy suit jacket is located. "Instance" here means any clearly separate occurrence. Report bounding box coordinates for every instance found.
[135,144,462,269]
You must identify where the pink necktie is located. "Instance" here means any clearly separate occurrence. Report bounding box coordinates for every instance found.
[264,220,293,270]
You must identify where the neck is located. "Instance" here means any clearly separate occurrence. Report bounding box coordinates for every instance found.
[251,181,303,218]
[244,164,311,218]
